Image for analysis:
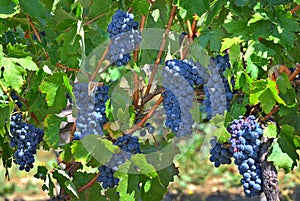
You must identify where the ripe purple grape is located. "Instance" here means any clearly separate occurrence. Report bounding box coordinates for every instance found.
[9,113,44,172]
[106,10,142,66]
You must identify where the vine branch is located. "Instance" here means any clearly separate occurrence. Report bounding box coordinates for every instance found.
[291,5,300,14]
[27,15,42,43]
[260,137,280,201]
[66,173,101,200]
[127,96,163,134]
[133,72,139,110]
[134,15,146,62]
[89,45,110,82]
[144,5,177,95]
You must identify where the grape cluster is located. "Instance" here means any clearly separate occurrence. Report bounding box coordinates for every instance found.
[212,54,234,109]
[209,138,233,167]
[98,135,141,189]
[164,59,209,88]
[73,83,109,140]
[203,59,228,119]
[162,60,198,137]
[9,113,44,171]
[228,115,263,196]
[106,10,142,66]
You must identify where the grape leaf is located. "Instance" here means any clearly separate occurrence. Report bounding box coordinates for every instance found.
[259,89,276,113]
[263,123,277,138]
[0,0,19,18]
[19,0,46,18]
[180,0,209,19]
[131,0,150,15]
[39,72,71,108]
[42,174,55,197]
[268,125,299,173]
[246,56,259,79]
[44,115,65,148]
[73,135,119,165]
[277,73,292,94]
[221,37,243,52]
[0,46,39,93]
[205,0,226,26]
[0,102,14,137]
[71,140,93,164]
[65,180,79,199]
[34,166,48,181]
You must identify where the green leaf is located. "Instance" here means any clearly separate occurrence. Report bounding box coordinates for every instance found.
[259,88,276,113]
[277,73,292,94]
[210,114,231,143]
[221,37,243,52]
[0,102,14,137]
[65,180,79,199]
[19,0,46,18]
[246,56,259,79]
[39,72,71,108]
[268,125,299,173]
[180,0,209,18]
[131,0,150,15]
[205,0,226,26]
[11,57,38,71]
[131,154,158,176]
[34,166,48,181]
[0,0,19,18]
[71,140,92,164]
[74,135,119,165]
[42,174,55,197]
[0,47,39,93]
[263,123,277,138]
[235,72,253,93]
[44,115,65,148]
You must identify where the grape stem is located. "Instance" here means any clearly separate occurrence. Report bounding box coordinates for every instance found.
[191,15,199,37]
[181,20,193,59]
[291,5,300,14]
[27,15,50,60]
[27,15,42,43]
[84,13,109,26]
[56,62,80,72]
[66,173,101,200]
[132,72,140,110]
[144,5,177,96]
[134,15,146,62]
[126,96,163,134]
[141,88,164,106]
[89,45,110,82]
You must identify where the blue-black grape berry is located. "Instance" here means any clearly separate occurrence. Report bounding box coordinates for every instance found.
[9,113,44,172]
[162,59,209,137]
[203,60,227,119]
[228,115,263,197]
[209,137,233,167]
[212,54,234,108]
[98,135,141,189]
[73,83,109,140]
[106,10,142,66]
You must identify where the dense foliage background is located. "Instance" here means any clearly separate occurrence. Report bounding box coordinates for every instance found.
[1,0,300,200]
